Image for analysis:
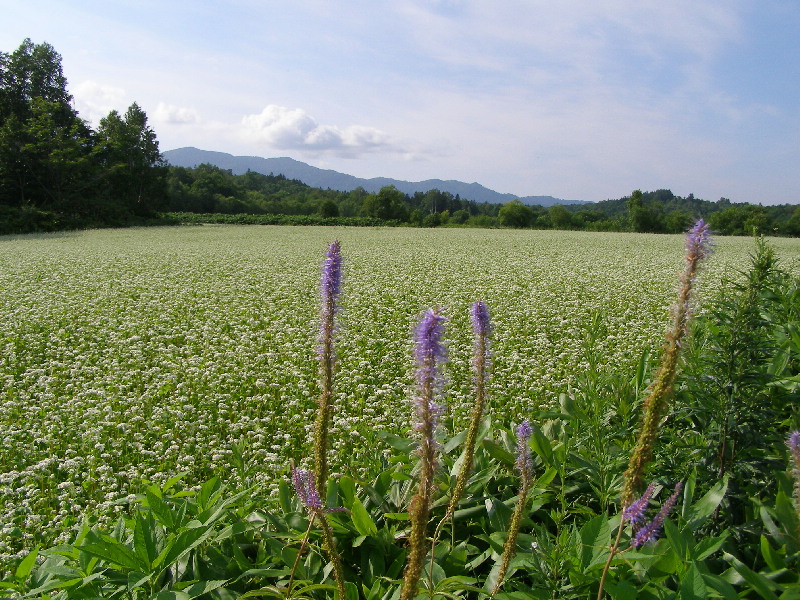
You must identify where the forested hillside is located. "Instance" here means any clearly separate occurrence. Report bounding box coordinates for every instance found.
[2,38,799,236]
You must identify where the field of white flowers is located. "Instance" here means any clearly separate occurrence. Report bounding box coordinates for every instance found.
[1,225,798,565]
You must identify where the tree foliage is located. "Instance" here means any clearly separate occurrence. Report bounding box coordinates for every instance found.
[0,39,166,232]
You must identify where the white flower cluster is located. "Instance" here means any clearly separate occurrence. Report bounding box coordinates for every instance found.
[0,225,792,563]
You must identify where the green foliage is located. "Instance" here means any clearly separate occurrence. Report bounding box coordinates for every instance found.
[7,236,800,599]
[498,200,533,228]
[0,39,166,231]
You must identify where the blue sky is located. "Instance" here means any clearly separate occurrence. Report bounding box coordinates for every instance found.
[3,1,799,204]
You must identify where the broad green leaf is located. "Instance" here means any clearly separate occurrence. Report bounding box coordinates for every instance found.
[579,515,610,571]
[685,478,728,530]
[528,424,553,466]
[664,519,689,562]
[162,472,189,493]
[133,511,162,570]
[277,479,294,514]
[80,537,145,571]
[178,579,229,599]
[482,439,515,466]
[725,553,780,600]
[153,523,217,571]
[605,580,639,600]
[701,572,738,600]
[679,563,707,600]
[694,531,728,560]
[350,497,378,537]
[15,545,39,580]
[759,535,784,572]
[146,487,175,529]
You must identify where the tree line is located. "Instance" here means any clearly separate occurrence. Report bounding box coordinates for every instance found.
[2,38,799,236]
[0,39,167,232]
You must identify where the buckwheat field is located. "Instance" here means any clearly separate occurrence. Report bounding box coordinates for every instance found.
[1,225,797,564]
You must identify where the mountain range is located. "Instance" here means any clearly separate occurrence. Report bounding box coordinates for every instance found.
[162,147,585,207]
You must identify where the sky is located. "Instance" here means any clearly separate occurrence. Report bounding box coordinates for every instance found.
[3,1,799,205]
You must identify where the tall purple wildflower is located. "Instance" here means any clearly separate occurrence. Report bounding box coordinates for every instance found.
[631,482,683,548]
[401,308,447,600]
[412,308,448,445]
[515,420,534,483]
[314,241,342,496]
[492,419,535,597]
[442,301,492,518]
[622,220,712,505]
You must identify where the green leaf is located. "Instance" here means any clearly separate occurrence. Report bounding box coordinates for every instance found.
[605,580,639,600]
[350,496,378,537]
[179,579,229,599]
[485,497,513,532]
[694,531,728,561]
[685,477,727,530]
[80,536,145,571]
[146,486,175,529]
[663,519,689,563]
[133,511,162,570]
[153,523,217,572]
[15,545,39,580]
[759,535,784,572]
[277,479,294,514]
[679,563,707,600]
[162,472,189,493]
[482,439,515,467]
[724,553,780,600]
[528,424,553,466]
[345,581,359,600]
[579,515,610,571]
[701,572,738,600]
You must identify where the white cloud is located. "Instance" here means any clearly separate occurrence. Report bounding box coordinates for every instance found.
[240,105,394,157]
[154,102,199,124]
[71,80,127,125]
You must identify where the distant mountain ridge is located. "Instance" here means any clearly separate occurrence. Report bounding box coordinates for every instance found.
[163,147,585,207]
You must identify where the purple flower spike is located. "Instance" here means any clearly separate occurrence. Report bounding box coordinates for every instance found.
[471,301,492,339]
[623,482,656,525]
[321,241,342,302]
[686,219,713,262]
[631,482,683,548]
[412,308,447,447]
[515,420,534,481]
[789,431,800,459]
[414,308,447,393]
[292,468,323,512]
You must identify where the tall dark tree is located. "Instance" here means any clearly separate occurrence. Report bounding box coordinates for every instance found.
[0,40,90,210]
[96,103,166,216]
[0,39,71,124]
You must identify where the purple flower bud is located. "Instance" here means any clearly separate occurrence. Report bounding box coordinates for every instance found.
[631,482,683,548]
[686,219,713,262]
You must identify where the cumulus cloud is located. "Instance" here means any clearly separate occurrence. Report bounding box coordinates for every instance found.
[241,105,394,156]
[71,80,127,125]
[154,102,199,124]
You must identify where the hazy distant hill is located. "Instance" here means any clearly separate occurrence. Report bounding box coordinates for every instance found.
[163,147,585,207]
